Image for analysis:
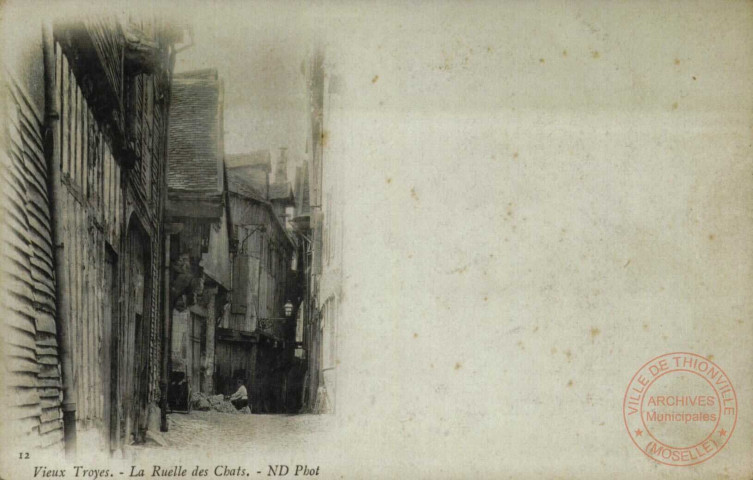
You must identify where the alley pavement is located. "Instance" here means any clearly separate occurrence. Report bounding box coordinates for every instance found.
[153,411,331,450]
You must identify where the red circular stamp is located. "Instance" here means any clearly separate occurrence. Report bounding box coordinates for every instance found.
[623,352,737,466]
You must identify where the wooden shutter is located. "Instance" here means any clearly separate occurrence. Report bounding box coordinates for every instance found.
[231,256,248,314]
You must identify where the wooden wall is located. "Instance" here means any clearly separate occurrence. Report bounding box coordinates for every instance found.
[214,339,256,398]
[202,209,231,289]
[228,195,295,326]
[170,309,191,374]
[56,42,123,443]
[55,24,170,446]
[1,58,64,450]
[120,22,171,411]
[1,18,172,454]
[170,303,216,395]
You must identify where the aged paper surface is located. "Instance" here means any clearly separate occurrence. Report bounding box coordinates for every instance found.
[1,1,752,479]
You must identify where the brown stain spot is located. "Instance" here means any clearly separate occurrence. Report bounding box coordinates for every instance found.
[539,58,545,64]
[449,265,468,275]
[533,326,539,333]
[674,58,680,65]
[454,362,462,370]
[591,51,600,59]
[562,49,568,57]
[564,349,572,361]
[372,75,379,83]
[708,234,715,240]
[439,50,454,71]
[407,253,413,259]
[483,296,488,302]
[551,346,558,354]
[386,177,392,184]
[567,380,573,387]
[707,354,714,361]
[320,129,329,148]
[623,259,631,268]
[517,341,525,350]
[692,76,697,80]
[642,323,649,331]
[590,327,601,338]
[513,152,519,159]
[430,363,434,369]
[672,102,679,110]
[413,333,418,338]
[410,187,419,201]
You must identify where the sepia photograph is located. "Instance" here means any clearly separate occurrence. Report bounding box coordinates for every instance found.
[1,1,752,478]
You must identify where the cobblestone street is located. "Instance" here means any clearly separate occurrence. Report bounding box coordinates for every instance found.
[111,412,339,479]
[153,412,332,451]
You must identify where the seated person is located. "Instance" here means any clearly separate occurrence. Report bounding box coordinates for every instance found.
[229,378,248,410]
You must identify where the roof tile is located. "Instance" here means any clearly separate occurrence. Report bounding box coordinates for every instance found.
[167,70,223,195]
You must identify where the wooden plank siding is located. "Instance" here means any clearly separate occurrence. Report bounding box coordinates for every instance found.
[1,61,64,451]
[56,43,121,441]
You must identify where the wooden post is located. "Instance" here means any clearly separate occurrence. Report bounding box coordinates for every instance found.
[159,45,178,432]
[160,231,171,431]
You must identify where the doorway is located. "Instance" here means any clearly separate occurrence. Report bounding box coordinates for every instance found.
[104,247,118,451]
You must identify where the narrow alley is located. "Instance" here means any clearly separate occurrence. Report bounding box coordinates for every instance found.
[1,9,341,460]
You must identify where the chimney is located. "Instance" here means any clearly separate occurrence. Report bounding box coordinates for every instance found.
[275,147,288,184]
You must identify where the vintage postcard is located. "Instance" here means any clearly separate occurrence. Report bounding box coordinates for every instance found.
[1,1,751,478]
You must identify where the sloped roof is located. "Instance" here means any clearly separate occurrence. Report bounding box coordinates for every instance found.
[226,150,271,171]
[269,182,295,205]
[227,169,296,250]
[227,168,266,203]
[167,69,223,196]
